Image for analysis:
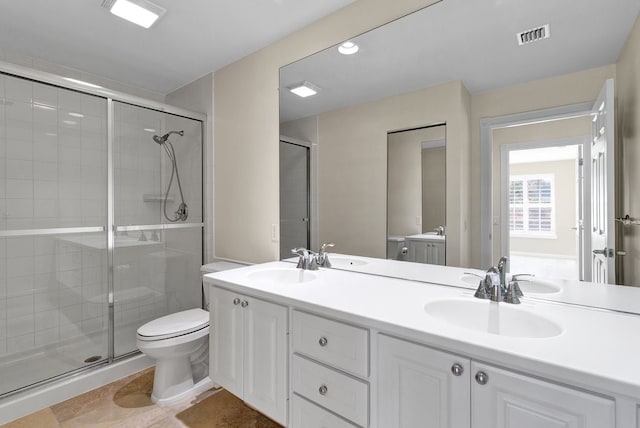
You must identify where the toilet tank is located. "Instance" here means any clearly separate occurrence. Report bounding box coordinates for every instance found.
[201,261,245,309]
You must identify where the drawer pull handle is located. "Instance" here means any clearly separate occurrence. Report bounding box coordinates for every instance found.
[451,363,464,376]
[318,336,328,347]
[475,371,489,385]
[318,384,328,395]
[241,300,249,308]
[233,298,241,305]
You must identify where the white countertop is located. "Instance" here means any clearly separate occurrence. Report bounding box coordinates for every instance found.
[205,261,640,399]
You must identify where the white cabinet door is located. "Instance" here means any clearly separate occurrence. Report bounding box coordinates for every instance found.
[471,362,615,428]
[243,295,288,425]
[210,286,244,398]
[210,286,288,426]
[377,334,470,428]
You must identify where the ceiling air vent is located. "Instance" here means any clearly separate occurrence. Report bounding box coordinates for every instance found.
[101,0,117,9]
[517,24,550,46]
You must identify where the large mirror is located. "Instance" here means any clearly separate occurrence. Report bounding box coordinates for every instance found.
[279,0,640,311]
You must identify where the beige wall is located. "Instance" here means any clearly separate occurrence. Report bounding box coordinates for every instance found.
[509,160,578,257]
[471,65,616,268]
[213,0,440,263]
[491,116,590,260]
[617,12,640,285]
[422,146,446,234]
[318,81,470,265]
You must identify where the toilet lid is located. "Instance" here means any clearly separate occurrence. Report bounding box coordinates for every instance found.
[137,308,209,340]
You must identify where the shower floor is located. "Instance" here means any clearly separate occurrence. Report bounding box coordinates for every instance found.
[0,333,108,397]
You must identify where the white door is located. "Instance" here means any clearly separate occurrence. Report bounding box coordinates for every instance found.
[471,362,615,428]
[209,286,244,398]
[590,79,616,284]
[377,334,470,428]
[243,296,288,425]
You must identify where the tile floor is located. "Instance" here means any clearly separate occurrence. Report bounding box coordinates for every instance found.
[3,368,283,427]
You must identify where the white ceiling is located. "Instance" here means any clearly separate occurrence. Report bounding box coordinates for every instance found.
[0,0,353,94]
[280,0,640,122]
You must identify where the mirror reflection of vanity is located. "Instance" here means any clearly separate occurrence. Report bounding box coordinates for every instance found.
[279,0,640,312]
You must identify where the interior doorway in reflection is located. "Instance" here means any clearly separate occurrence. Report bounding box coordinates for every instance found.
[503,142,585,281]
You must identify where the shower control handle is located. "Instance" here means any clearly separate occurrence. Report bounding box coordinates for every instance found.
[241,300,249,308]
[233,298,241,305]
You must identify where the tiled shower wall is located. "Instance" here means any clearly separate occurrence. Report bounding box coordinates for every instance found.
[0,74,108,359]
[0,74,203,368]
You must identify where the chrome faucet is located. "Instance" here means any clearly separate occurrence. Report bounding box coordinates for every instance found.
[473,256,524,304]
[434,226,445,236]
[317,243,335,268]
[497,256,509,296]
[291,247,318,271]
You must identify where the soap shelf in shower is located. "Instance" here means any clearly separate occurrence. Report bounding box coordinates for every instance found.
[143,194,175,203]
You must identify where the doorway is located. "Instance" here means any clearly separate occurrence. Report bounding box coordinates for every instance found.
[279,140,310,259]
[502,141,586,280]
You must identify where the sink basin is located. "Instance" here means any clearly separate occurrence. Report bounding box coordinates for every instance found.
[424,298,563,338]
[459,274,561,294]
[247,268,317,285]
[329,256,368,267]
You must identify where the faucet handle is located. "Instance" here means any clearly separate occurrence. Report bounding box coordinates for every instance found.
[307,251,319,271]
[291,247,309,269]
[504,280,522,304]
[511,273,534,281]
[320,243,335,253]
[474,269,499,300]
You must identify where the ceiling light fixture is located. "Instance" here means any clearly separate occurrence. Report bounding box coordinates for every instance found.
[105,0,166,29]
[338,41,359,55]
[288,81,320,98]
[68,112,85,118]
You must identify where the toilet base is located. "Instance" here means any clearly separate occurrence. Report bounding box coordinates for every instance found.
[151,370,214,405]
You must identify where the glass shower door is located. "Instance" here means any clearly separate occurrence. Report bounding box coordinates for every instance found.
[112,102,203,357]
[0,74,109,395]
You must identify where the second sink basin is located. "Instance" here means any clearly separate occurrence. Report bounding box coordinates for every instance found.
[247,268,317,285]
[424,298,563,339]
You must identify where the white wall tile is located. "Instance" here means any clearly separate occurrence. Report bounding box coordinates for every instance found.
[6,179,33,199]
[6,159,33,180]
[7,312,34,336]
[6,256,32,278]
[5,139,33,160]
[7,333,34,353]
[5,77,32,103]
[7,275,34,298]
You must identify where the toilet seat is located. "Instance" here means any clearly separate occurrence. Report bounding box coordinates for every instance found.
[137,308,209,341]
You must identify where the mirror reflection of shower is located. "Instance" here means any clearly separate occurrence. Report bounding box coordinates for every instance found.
[153,130,188,222]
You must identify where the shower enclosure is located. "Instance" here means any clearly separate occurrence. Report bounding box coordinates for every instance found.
[0,69,204,397]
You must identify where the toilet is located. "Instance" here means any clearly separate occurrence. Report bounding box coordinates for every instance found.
[136,260,243,404]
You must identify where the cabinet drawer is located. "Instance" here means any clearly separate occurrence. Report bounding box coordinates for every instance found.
[291,394,359,428]
[292,310,369,377]
[292,354,368,427]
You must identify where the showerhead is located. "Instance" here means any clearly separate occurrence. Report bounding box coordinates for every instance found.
[153,130,184,145]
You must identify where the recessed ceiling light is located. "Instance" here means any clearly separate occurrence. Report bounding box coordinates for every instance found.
[69,112,85,118]
[63,120,77,126]
[338,41,359,55]
[144,128,156,133]
[288,81,320,98]
[33,103,56,111]
[63,77,103,89]
[107,0,166,29]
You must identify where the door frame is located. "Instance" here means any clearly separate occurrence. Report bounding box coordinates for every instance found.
[499,136,590,279]
[480,102,593,268]
[280,136,316,254]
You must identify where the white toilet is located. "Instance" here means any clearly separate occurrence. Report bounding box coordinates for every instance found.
[136,261,243,404]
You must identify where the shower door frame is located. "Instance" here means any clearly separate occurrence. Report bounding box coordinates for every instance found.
[0,60,206,396]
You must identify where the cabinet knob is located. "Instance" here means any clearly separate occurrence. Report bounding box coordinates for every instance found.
[318,336,328,347]
[318,384,328,395]
[241,300,249,308]
[451,363,464,376]
[233,298,241,305]
[475,371,489,385]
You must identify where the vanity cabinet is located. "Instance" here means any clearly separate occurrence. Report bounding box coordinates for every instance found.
[290,310,370,427]
[405,238,445,265]
[209,286,288,425]
[378,334,615,428]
